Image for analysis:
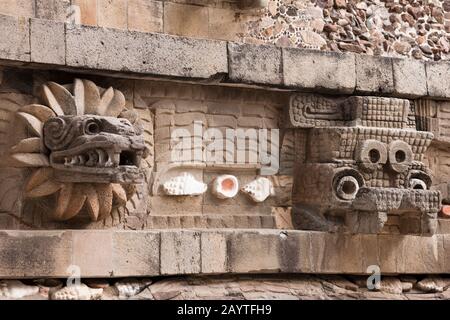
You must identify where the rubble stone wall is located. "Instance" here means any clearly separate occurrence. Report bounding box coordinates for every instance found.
[0,0,449,60]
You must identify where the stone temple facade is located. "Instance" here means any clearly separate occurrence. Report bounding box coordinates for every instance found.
[0,0,449,300]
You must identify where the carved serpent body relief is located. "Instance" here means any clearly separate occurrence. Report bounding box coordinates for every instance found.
[3,79,149,221]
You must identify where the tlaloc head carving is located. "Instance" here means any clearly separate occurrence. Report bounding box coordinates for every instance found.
[287,94,441,236]
[5,79,150,222]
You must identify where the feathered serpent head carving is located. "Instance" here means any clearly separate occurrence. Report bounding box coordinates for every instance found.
[4,79,148,221]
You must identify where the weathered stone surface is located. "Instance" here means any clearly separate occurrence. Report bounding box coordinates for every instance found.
[283,49,356,93]
[228,42,282,85]
[398,235,444,274]
[200,232,227,274]
[160,230,201,275]
[0,230,72,278]
[227,230,281,273]
[0,280,39,298]
[97,0,127,29]
[71,0,97,26]
[35,0,71,21]
[0,0,34,18]
[66,24,228,79]
[0,14,30,62]
[426,61,450,99]
[163,2,209,38]
[0,230,448,278]
[73,231,113,277]
[127,0,163,33]
[379,277,403,294]
[112,231,160,277]
[392,58,427,98]
[4,274,450,300]
[356,55,394,94]
[30,19,65,65]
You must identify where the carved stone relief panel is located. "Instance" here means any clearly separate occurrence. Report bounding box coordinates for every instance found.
[135,81,292,229]
[1,69,445,234]
[0,75,152,228]
[287,93,440,235]
[0,70,293,230]
[418,100,450,205]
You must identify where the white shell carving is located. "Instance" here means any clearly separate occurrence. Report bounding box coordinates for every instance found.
[114,279,152,298]
[50,284,103,300]
[0,280,39,298]
[241,177,275,202]
[212,175,239,199]
[163,172,207,196]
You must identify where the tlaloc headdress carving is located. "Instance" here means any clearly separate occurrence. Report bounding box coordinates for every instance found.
[3,79,148,221]
[287,94,441,235]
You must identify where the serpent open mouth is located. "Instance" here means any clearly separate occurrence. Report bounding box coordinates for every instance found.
[51,145,143,169]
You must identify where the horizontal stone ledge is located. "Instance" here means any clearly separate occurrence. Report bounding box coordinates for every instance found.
[0,14,449,99]
[0,229,448,278]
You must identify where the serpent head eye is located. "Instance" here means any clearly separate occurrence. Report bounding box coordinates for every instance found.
[85,120,101,135]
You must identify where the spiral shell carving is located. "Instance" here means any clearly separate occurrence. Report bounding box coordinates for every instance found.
[241,177,275,203]
[163,172,207,196]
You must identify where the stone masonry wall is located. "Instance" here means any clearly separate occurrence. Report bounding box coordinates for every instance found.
[0,0,449,60]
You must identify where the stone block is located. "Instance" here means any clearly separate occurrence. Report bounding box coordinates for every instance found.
[0,0,35,17]
[66,25,228,79]
[206,114,237,128]
[0,14,30,62]
[237,116,264,128]
[201,231,227,273]
[71,0,97,26]
[438,219,450,234]
[283,48,356,93]
[208,7,247,41]
[97,0,127,29]
[0,230,72,278]
[72,230,113,277]
[378,234,402,273]
[360,234,380,270]
[160,230,201,274]
[164,2,209,38]
[277,231,309,272]
[112,231,160,277]
[317,233,364,273]
[356,55,394,94]
[36,0,71,21]
[397,235,444,274]
[426,61,450,99]
[227,230,281,273]
[128,0,163,33]
[207,102,240,115]
[228,42,282,85]
[30,19,65,65]
[443,234,450,272]
[392,58,427,98]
